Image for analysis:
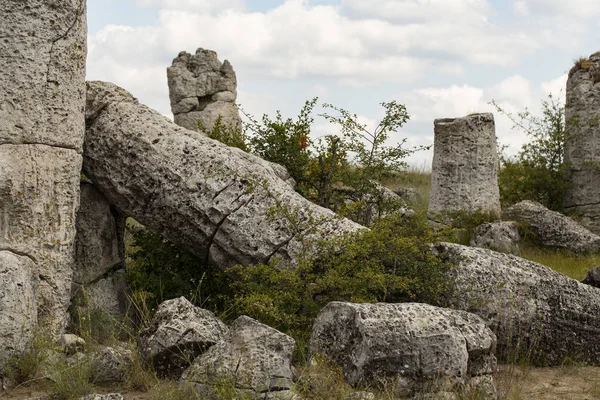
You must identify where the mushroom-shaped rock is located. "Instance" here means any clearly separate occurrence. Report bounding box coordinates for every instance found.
[83,81,363,270]
[503,200,600,254]
[139,297,227,378]
[182,315,295,396]
[437,242,600,365]
[309,302,496,397]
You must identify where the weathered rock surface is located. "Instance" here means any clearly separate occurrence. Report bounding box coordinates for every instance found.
[0,252,37,370]
[139,297,227,377]
[58,334,85,356]
[182,315,295,395]
[428,113,501,221]
[73,181,127,316]
[310,302,496,398]
[0,0,87,356]
[79,395,124,400]
[583,266,600,288]
[503,200,600,254]
[168,48,241,132]
[84,81,362,269]
[564,51,600,234]
[470,221,521,255]
[90,345,133,384]
[437,242,600,365]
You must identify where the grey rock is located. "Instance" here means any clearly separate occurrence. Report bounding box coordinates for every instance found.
[393,186,420,205]
[84,81,363,270]
[90,345,133,384]
[139,297,228,378]
[470,221,521,255]
[58,334,85,356]
[346,392,375,400]
[564,51,600,234]
[79,395,124,400]
[168,48,241,132]
[0,252,37,371]
[265,391,303,400]
[437,242,600,365]
[0,0,87,344]
[309,302,496,397]
[582,266,600,288]
[73,182,126,316]
[503,200,600,253]
[428,113,501,222]
[182,316,295,393]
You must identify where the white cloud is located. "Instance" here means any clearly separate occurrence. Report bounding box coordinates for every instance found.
[133,0,246,13]
[515,0,600,17]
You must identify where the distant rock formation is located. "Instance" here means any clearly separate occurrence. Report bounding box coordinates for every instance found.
[564,51,600,233]
[168,48,242,132]
[0,0,87,367]
[428,113,501,222]
[83,81,362,270]
[73,181,127,317]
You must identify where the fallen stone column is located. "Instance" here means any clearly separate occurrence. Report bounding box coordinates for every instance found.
[83,81,362,270]
[564,51,600,233]
[73,181,127,317]
[168,48,242,132]
[437,242,600,365]
[0,0,87,365]
[428,113,501,222]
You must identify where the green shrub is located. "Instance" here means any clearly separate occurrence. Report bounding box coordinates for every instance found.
[47,356,94,400]
[199,116,249,152]
[3,331,51,385]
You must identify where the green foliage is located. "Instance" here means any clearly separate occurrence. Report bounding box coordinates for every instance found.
[199,116,249,152]
[492,93,569,211]
[125,225,235,316]
[69,287,124,345]
[230,212,454,352]
[439,209,501,245]
[47,357,94,400]
[3,331,50,385]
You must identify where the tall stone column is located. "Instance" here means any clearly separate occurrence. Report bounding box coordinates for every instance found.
[564,51,600,233]
[428,113,501,221]
[167,48,242,132]
[0,0,87,367]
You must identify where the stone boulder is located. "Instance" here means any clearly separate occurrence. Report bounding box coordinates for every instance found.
[470,221,521,255]
[90,345,133,384]
[437,242,600,365]
[310,302,496,398]
[168,48,241,132]
[73,181,127,316]
[83,81,363,270]
[582,266,600,288]
[564,51,600,234]
[182,316,295,396]
[139,297,228,377]
[0,0,87,349]
[428,113,501,222]
[58,334,85,356]
[503,200,600,254]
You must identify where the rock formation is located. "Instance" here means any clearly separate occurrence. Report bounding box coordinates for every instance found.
[470,221,521,255]
[73,181,127,316]
[83,81,362,270]
[503,200,600,254]
[564,51,600,233]
[139,297,228,378]
[182,315,295,397]
[310,302,497,398]
[437,242,600,365]
[168,48,242,132]
[0,0,87,366]
[428,113,501,222]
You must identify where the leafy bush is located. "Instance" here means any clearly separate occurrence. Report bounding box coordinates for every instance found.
[199,115,249,152]
[492,93,568,211]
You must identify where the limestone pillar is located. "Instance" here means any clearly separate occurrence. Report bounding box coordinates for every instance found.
[167,48,242,132]
[428,113,501,221]
[564,51,600,233]
[0,0,87,366]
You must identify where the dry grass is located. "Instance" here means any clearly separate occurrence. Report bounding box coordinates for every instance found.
[569,57,594,78]
[381,165,431,213]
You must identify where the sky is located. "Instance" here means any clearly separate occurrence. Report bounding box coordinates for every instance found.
[86,0,600,167]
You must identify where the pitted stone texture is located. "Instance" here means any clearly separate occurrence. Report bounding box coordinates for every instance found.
[0,252,37,372]
[503,200,600,254]
[309,302,496,397]
[564,52,600,234]
[582,266,600,288]
[72,270,128,317]
[84,81,363,270]
[139,297,227,378]
[428,113,501,221]
[168,48,241,132]
[437,242,600,365]
[182,315,295,394]
[0,0,86,149]
[91,345,133,384]
[0,145,82,332]
[470,221,521,255]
